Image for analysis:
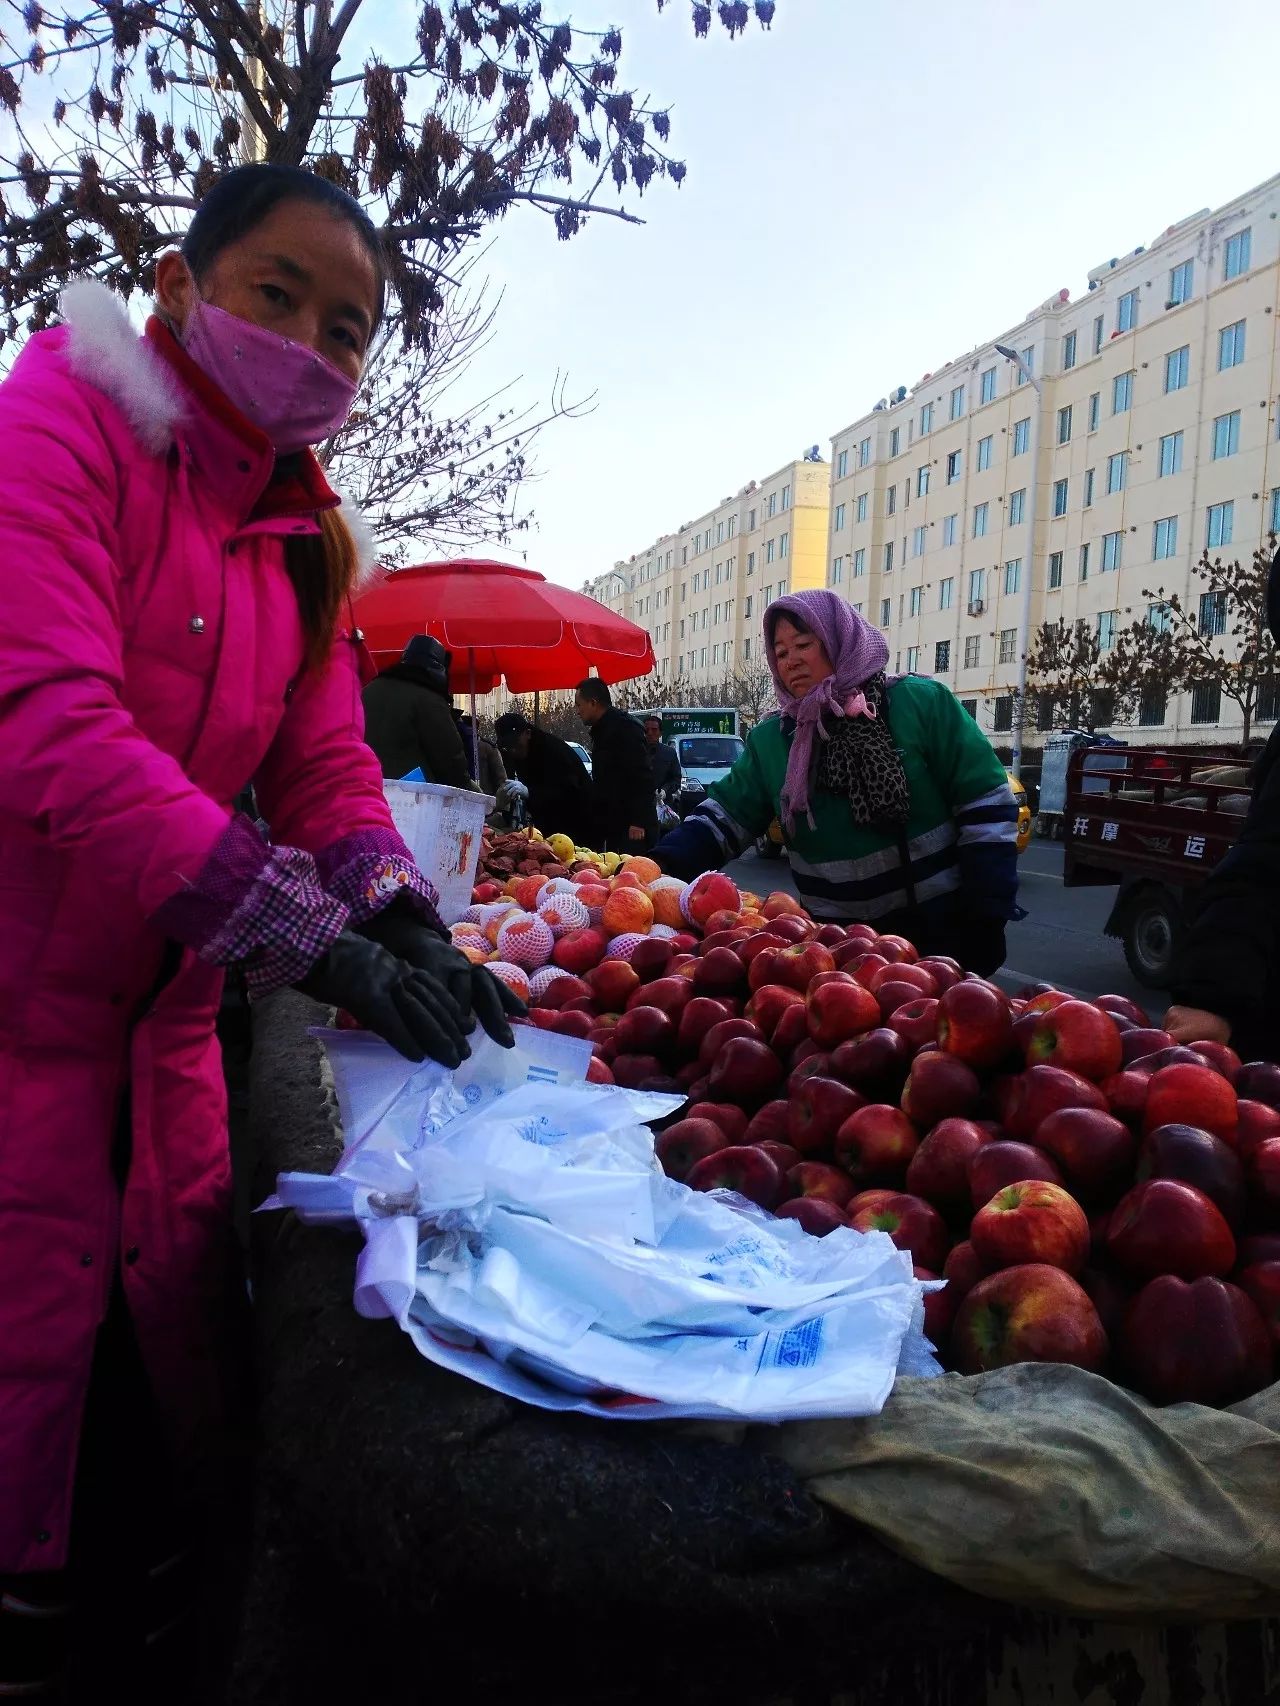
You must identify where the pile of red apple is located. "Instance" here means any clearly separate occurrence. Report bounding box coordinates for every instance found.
[521,883,1280,1409]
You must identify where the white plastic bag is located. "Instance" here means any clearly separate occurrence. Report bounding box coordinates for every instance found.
[268,1028,941,1422]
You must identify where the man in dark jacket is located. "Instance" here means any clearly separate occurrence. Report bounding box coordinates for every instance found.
[493,712,596,846]
[1165,549,1280,1062]
[575,678,657,851]
[362,635,473,789]
[643,715,682,801]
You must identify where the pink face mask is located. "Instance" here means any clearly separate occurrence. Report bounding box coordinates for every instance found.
[180,295,359,455]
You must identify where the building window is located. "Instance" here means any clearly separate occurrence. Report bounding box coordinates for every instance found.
[972,366,993,406]
[939,577,954,610]
[853,548,866,577]
[1012,417,1030,456]
[745,552,755,575]
[886,485,898,517]
[946,450,962,483]
[1083,467,1095,508]
[968,568,986,607]
[858,437,871,467]
[973,501,989,537]
[976,435,993,472]
[1062,331,1077,371]
[964,635,981,669]
[884,541,895,572]
[906,645,920,673]
[942,513,958,547]
[716,521,724,544]
[1272,487,1280,535]
[1112,371,1134,414]
[1009,488,1026,525]
[856,492,868,523]
[920,402,934,435]
[742,637,751,660]
[835,502,846,530]
[781,483,791,511]
[836,449,850,478]
[744,595,753,618]
[950,385,965,421]
[747,507,756,531]
[934,639,951,673]
[1097,610,1118,651]
[779,531,789,558]
[1148,600,1172,632]
[1053,478,1069,517]
[831,556,844,583]
[1107,451,1129,494]
[889,428,901,458]
[1117,289,1139,333]
[1057,405,1073,445]
[1019,347,1034,382]
[993,696,1014,732]
[1191,681,1222,725]
[1165,345,1190,392]
[917,465,930,497]
[766,538,775,564]
[1138,686,1167,727]
[998,627,1017,664]
[912,525,927,558]
[1153,516,1179,560]
[1206,501,1235,549]
[1258,680,1280,723]
[1219,320,1246,370]
[1048,551,1064,589]
[961,697,978,718]
[1004,558,1022,595]
[767,494,777,519]
[909,585,924,616]
[1159,431,1184,477]
[1088,392,1100,433]
[1102,531,1123,572]
[1079,542,1091,581]
[880,598,891,627]
[1092,313,1104,355]
[1168,259,1194,306]
[1224,228,1252,281]
[1212,410,1241,460]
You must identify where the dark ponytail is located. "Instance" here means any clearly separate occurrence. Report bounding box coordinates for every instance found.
[182,164,386,671]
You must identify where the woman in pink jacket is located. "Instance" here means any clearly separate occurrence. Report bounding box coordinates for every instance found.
[0,164,520,1693]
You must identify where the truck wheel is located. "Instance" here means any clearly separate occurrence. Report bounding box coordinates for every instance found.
[1122,891,1181,989]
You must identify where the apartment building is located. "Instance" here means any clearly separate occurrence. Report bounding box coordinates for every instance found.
[582,456,830,686]
[828,171,1280,745]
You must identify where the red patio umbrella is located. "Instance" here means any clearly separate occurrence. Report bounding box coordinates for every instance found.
[354,558,655,692]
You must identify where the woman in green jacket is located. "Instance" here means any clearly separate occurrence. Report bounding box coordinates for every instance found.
[651,590,1020,974]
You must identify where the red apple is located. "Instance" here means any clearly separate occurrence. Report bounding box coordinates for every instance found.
[874,934,919,964]
[746,947,783,992]
[846,952,890,990]
[551,927,609,974]
[610,1053,666,1089]
[786,1161,855,1208]
[772,940,837,992]
[697,1017,763,1068]
[942,1239,990,1302]
[686,1144,783,1209]
[937,980,1014,1069]
[744,1102,792,1146]
[916,956,963,994]
[846,1190,949,1270]
[997,1064,1109,1141]
[775,1198,848,1236]
[1033,1107,1136,1201]
[1129,1044,1212,1075]
[867,961,937,998]
[1078,1266,1133,1344]
[1024,1000,1123,1081]
[629,937,674,983]
[626,976,692,1020]
[587,960,641,1011]
[1107,1178,1236,1280]
[887,997,940,1050]
[675,996,733,1057]
[906,1119,993,1219]
[830,1028,912,1097]
[756,1139,802,1173]
[875,979,932,1021]
[1095,994,1150,1025]
[970,1180,1090,1276]
[952,1265,1108,1374]
[806,977,882,1047]
[673,1059,704,1091]
[766,916,813,945]
[1236,1262,1280,1350]
[1251,1138,1280,1219]
[901,1053,982,1128]
[544,1010,594,1040]
[813,924,847,948]
[834,1104,919,1187]
[1234,1061,1280,1112]
[1119,1276,1272,1406]
[585,1055,614,1085]
[771,1003,810,1055]
[1190,1040,1242,1079]
[654,1118,731,1181]
[743,982,805,1040]
[1021,989,1071,1013]
[561,996,600,1017]
[1136,1123,1245,1226]
[537,973,592,1011]
[739,931,787,967]
[788,1036,823,1071]
[914,1265,957,1349]
[832,938,879,970]
[614,1005,676,1060]
[1236,1100,1280,1161]
[692,946,747,1000]
[1100,1069,1151,1128]
[788,1052,834,1095]
[1120,1027,1176,1065]
[706,1036,784,1106]
[968,1142,1063,1210]
[790,1075,867,1156]
[685,1102,750,1145]
[1143,1063,1238,1144]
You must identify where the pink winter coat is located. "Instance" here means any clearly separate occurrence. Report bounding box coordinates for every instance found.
[0,282,435,1573]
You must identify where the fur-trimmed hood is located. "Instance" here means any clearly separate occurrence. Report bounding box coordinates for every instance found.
[57,278,379,585]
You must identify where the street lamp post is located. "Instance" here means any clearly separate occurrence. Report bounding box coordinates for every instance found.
[994,342,1043,779]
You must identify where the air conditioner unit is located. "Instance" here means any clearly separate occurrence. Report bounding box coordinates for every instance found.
[968,599,985,616]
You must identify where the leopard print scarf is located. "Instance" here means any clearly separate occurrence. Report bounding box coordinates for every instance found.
[812,674,911,829]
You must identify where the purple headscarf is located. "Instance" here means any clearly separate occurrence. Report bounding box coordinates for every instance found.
[764,589,890,831]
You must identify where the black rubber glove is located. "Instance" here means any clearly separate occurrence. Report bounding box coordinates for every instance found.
[296,931,472,1067]
[357,902,525,1049]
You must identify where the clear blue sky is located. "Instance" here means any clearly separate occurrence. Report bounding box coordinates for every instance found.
[401,0,1278,587]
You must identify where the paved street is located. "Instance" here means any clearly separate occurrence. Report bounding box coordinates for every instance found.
[724,839,1161,1017]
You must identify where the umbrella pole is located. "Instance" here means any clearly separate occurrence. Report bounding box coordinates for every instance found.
[468,650,480,778]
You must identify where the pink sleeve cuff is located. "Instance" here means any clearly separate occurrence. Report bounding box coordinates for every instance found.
[314,827,443,930]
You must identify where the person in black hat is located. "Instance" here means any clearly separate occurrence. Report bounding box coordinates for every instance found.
[1165,547,1280,1061]
[494,711,596,846]
[362,635,474,789]
[574,678,657,852]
